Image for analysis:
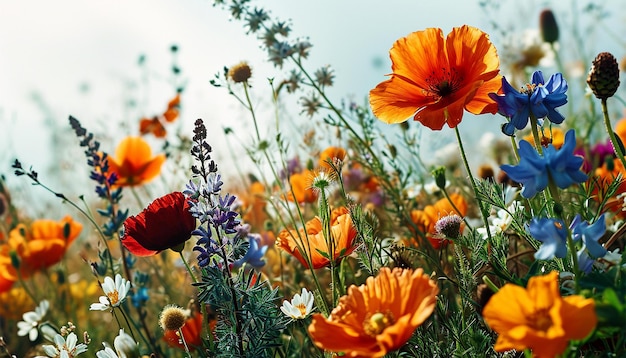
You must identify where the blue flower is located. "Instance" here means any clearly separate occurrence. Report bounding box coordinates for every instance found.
[489,71,568,136]
[529,217,568,260]
[501,139,548,198]
[542,130,588,188]
[501,130,587,198]
[570,214,607,258]
[233,234,268,269]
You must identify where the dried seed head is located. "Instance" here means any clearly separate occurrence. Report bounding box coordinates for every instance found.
[228,62,252,83]
[159,305,188,331]
[587,52,620,100]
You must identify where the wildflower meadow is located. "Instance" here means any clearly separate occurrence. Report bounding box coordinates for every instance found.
[3,1,626,357]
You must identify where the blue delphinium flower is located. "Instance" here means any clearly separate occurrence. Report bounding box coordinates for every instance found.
[489,70,568,136]
[529,217,568,260]
[570,214,607,259]
[501,138,548,198]
[233,234,268,269]
[501,130,587,198]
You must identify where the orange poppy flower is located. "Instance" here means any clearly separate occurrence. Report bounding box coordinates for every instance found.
[369,25,501,130]
[0,246,16,293]
[140,94,181,138]
[410,193,467,248]
[308,267,439,357]
[239,181,268,230]
[482,271,596,358]
[276,206,357,269]
[108,136,166,187]
[3,215,82,280]
[286,169,318,203]
[319,146,347,170]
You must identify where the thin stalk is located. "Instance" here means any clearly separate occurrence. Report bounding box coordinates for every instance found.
[602,98,626,170]
[454,127,492,242]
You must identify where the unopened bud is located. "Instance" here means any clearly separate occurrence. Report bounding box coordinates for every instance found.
[587,52,620,100]
[539,9,559,44]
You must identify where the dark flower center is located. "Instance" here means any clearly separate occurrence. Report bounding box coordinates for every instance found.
[426,67,463,99]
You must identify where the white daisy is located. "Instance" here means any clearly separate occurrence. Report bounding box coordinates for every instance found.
[90,274,131,312]
[41,332,88,358]
[280,288,315,320]
[17,299,49,341]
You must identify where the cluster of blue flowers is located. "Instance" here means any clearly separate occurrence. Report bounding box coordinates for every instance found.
[489,70,568,136]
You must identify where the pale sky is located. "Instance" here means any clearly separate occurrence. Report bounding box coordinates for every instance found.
[1,0,624,186]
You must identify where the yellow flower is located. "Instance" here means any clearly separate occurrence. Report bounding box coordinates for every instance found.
[308,267,438,357]
[482,271,596,358]
[0,287,34,320]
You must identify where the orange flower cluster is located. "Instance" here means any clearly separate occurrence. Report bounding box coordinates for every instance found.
[276,206,357,269]
[483,272,596,357]
[108,136,166,187]
[369,25,501,130]
[308,267,439,357]
[410,193,467,249]
[140,93,181,137]
[0,216,82,293]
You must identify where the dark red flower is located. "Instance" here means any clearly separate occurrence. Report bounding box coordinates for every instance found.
[122,192,196,256]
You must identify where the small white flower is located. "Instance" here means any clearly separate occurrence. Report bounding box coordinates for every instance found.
[90,274,131,312]
[114,328,138,358]
[280,288,315,320]
[95,345,119,358]
[17,299,49,341]
[41,332,88,358]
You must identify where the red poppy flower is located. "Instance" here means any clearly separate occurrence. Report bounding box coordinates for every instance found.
[369,25,501,130]
[122,192,196,256]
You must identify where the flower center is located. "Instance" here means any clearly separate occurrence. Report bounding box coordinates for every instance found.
[426,67,463,99]
[295,302,308,317]
[107,291,120,306]
[521,83,542,95]
[529,308,553,332]
[363,311,395,337]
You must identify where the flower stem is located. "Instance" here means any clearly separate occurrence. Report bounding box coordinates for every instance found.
[454,127,492,242]
[179,251,198,284]
[601,98,626,170]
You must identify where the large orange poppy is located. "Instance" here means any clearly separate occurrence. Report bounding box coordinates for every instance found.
[276,206,357,269]
[108,136,166,187]
[369,25,501,130]
[2,215,82,280]
[410,193,467,248]
[482,271,596,358]
[308,267,439,357]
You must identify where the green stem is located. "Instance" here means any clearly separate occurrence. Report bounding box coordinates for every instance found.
[602,98,626,170]
[454,127,492,242]
[179,251,198,284]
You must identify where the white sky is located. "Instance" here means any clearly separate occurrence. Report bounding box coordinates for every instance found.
[1,0,624,184]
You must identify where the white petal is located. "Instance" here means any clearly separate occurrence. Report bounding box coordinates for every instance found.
[28,327,38,341]
[65,332,77,350]
[22,311,39,323]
